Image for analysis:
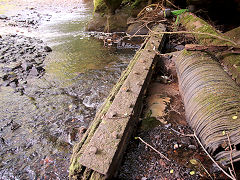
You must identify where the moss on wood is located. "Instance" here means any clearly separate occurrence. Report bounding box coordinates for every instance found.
[69,38,148,179]
[179,12,240,85]
[69,24,166,179]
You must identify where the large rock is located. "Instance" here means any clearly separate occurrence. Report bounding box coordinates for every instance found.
[103,0,123,14]
[94,0,123,14]
[87,11,129,32]
[126,22,149,35]
[0,15,8,19]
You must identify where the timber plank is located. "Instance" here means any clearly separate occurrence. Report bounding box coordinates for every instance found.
[69,23,166,179]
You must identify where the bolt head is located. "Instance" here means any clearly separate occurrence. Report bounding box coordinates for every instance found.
[89,146,98,154]
[112,131,120,139]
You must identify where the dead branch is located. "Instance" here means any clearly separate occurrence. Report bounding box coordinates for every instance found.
[136,137,170,161]
[152,31,238,46]
[165,0,180,10]
[185,44,240,54]
[126,30,238,46]
[193,132,236,180]
[226,133,237,178]
[170,128,194,137]
[198,161,214,180]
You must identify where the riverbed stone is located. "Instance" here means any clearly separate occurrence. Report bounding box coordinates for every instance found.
[9,81,17,88]
[2,80,10,87]
[0,15,8,19]
[127,22,149,35]
[22,61,33,71]
[29,66,39,76]
[44,46,52,52]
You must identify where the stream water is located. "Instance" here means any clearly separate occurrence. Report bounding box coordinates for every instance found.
[0,0,136,179]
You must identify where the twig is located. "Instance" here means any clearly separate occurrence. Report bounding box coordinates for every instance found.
[198,161,214,180]
[185,44,240,54]
[136,137,170,161]
[169,104,181,115]
[152,31,238,46]
[170,128,194,137]
[126,30,238,46]
[226,132,237,178]
[193,132,236,180]
[165,0,180,10]
[131,23,148,39]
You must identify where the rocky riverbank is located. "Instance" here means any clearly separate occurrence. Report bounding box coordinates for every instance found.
[0,34,51,95]
[0,0,137,179]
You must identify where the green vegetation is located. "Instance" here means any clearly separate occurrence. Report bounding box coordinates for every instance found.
[94,0,107,13]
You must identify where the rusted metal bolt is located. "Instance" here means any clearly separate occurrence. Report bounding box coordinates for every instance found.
[125,87,130,92]
[134,71,140,75]
[129,103,134,108]
[109,111,117,118]
[112,131,119,139]
[89,146,98,154]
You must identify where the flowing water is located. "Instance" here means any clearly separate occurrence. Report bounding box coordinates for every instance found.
[0,0,136,179]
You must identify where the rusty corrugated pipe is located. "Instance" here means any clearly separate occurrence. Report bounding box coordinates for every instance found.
[174,50,240,165]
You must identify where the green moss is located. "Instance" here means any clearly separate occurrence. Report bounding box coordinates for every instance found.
[180,12,233,46]
[94,0,107,13]
[131,0,143,8]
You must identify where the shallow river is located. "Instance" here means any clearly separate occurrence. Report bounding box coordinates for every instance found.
[0,0,135,179]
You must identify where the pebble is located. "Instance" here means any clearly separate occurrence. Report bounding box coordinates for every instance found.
[173,143,179,149]
[0,15,8,19]
[11,122,21,131]
[21,61,33,71]
[165,123,171,128]
[188,145,197,150]
[9,81,17,88]
[44,46,52,52]
[29,66,39,76]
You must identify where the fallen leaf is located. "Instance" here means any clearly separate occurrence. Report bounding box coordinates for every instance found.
[190,171,195,175]
[222,130,226,136]
[232,115,238,120]
[190,159,198,165]
[170,169,174,174]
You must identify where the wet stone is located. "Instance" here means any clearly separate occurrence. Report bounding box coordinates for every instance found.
[44,46,52,52]
[0,15,8,19]
[29,66,39,76]
[11,122,21,131]
[2,80,10,87]
[21,61,33,71]
[9,81,17,88]
[188,145,197,150]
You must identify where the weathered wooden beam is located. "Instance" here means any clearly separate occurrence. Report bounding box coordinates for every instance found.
[179,12,240,85]
[69,24,166,179]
